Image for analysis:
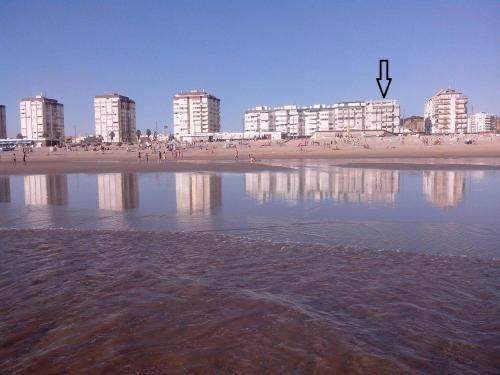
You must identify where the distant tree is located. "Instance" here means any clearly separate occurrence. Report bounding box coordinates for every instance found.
[16,133,24,139]
[97,135,104,144]
[109,131,115,143]
[153,131,158,141]
[136,129,142,142]
[146,129,152,140]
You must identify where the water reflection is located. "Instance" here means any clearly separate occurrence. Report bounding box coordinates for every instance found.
[245,168,400,204]
[98,173,139,211]
[176,173,222,215]
[24,175,68,206]
[0,176,10,203]
[423,171,465,209]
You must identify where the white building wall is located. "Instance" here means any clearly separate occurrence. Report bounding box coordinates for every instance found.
[94,94,136,143]
[244,106,275,133]
[365,100,401,133]
[424,89,468,134]
[20,95,64,144]
[468,112,496,133]
[332,102,365,131]
[173,91,220,139]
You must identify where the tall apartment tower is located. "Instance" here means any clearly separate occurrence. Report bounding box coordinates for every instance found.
[467,112,497,133]
[332,102,366,132]
[244,106,275,133]
[173,90,220,139]
[424,89,468,134]
[20,95,64,145]
[94,93,136,143]
[0,105,6,138]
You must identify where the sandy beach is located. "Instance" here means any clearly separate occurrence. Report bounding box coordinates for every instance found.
[2,137,500,175]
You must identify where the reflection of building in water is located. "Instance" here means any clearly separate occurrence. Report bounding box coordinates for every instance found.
[245,168,399,203]
[0,176,10,203]
[423,171,465,209]
[98,173,139,211]
[24,175,68,205]
[176,173,221,215]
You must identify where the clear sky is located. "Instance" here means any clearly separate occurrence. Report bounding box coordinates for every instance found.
[1,0,499,137]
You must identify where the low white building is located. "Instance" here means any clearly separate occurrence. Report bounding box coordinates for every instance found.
[274,105,305,137]
[20,95,64,145]
[244,106,275,133]
[365,100,401,133]
[94,93,136,143]
[467,112,497,133]
[424,89,468,134]
[332,102,366,132]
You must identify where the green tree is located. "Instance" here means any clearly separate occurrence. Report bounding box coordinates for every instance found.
[16,133,24,139]
[136,129,142,142]
[146,129,152,140]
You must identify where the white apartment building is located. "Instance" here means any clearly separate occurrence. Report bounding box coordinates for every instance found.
[365,100,401,133]
[303,105,335,136]
[467,112,497,133]
[424,89,468,134]
[332,102,366,132]
[94,93,136,143]
[274,105,305,137]
[244,106,275,133]
[20,95,64,145]
[173,90,220,139]
[244,99,401,137]
[0,105,6,138]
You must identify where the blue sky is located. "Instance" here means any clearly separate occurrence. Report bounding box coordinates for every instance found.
[1,0,499,136]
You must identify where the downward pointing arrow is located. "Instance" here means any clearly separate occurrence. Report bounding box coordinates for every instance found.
[376,59,392,98]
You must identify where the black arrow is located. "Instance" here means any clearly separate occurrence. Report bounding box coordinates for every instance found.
[376,59,392,98]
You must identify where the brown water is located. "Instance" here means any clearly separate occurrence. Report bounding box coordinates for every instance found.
[1,229,499,374]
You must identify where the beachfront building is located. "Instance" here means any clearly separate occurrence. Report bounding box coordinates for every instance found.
[331,102,366,132]
[173,90,220,140]
[365,100,401,133]
[424,89,468,134]
[0,105,6,138]
[467,112,497,133]
[274,105,305,137]
[303,105,335,136]
[244,106,275,133]
[94,93,136,143]
[20,95,64,145]
[402,116,425,133]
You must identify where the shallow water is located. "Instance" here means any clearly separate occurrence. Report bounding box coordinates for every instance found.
[1,229,499,374]
[1,164,500,258]
[1,162,500,374]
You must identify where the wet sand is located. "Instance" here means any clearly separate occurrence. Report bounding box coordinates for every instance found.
[1,229,499,374]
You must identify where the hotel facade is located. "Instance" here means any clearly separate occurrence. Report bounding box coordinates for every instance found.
[244,100,401,137]
[0,105,6,138]
[173,90,220,139]
[20,95,64,145]
[467,112,497,133]
[94,93,136,143]
[424,89,468,134]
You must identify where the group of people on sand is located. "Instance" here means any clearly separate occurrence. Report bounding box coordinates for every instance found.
[137,147,185,162]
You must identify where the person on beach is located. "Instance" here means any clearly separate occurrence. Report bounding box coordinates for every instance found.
[146,153,149,162]
[158,150,162,162]
[23,153,27,165]
[234,149,239,160]
[13,153,16,164]
[138,151,142,161]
